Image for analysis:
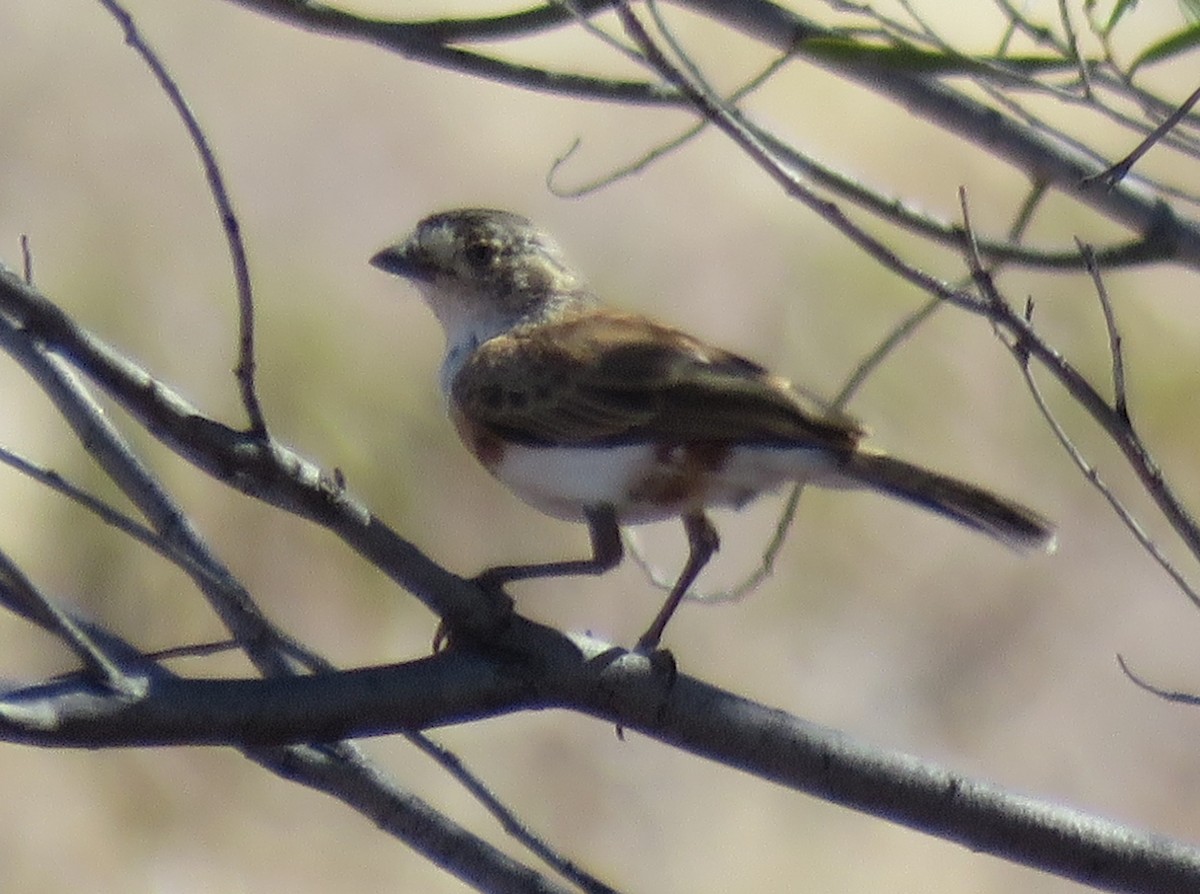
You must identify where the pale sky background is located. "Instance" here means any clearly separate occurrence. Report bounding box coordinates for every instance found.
[1,2,1199,892]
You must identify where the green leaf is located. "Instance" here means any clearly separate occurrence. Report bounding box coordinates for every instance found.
[1105,0,1141,35]
[1129,23,1200,72]
[797,38,1074,75]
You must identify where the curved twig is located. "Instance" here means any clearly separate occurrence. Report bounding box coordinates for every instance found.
[97,0,268,435]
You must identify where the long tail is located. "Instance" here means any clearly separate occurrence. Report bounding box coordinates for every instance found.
[840,450,1056,553]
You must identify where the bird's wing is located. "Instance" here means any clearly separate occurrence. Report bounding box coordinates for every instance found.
[451,311,864,451]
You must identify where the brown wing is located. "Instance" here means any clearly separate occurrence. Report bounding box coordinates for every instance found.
[451,311,863,451]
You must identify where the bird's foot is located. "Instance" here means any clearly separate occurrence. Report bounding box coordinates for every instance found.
[430,573,515,653]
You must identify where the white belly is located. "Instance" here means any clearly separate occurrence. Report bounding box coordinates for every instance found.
[491,443,839,524]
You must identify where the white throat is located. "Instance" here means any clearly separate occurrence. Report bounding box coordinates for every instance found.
[420,298,504,398]
[418,280,595,398]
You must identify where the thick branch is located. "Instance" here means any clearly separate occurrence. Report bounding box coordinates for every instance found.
[0,649,533,748]
[3,624,1197,894]
[0,580,569,894]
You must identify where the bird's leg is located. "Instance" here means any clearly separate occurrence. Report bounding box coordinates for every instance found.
[635,511,719,651]
[475,506,623,589]
[434,508,623,652]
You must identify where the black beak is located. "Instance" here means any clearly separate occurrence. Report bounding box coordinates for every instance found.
[370,243,430,280]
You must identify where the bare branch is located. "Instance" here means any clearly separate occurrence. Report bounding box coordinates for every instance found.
[19,234,32,283]
[218,0,1200,265]
[1077,238,1129,422]
[0,617,569,893]
[1086,83,1200,187]
[96,0,268,434]
[0,444,168,559]
[548,50,792,198]
[1016,351,1200,612]
[0,306,298,677]
[1118,654,1200,707]
[258,740,578,894]
[956,193,1200,605]
[5,627,1198,891]
[407,731,622,894]
[0,648,533,748]
[0,547,132,690]
[238,0,587,44]
[0,267,508,638]
[226,0,677,104]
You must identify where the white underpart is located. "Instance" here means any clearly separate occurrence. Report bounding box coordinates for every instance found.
[492,443,843,524]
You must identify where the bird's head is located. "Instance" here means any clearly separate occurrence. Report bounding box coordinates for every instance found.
[371,208,593,346]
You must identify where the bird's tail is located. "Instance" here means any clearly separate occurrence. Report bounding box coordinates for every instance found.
[840,450,1056,553]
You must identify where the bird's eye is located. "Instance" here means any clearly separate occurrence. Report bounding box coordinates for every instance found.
[463,241,496,268]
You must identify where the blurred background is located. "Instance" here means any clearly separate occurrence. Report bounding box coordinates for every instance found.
[1,1,1199,891]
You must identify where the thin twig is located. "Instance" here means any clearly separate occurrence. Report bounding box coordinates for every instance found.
[0,445,170,557]
[1055,0,1092,98]
[1085,84,1200,187]
[95,0,267,435]
[555,0,646,67]
[957,196,1200,608]
[645,0,710,89]
[957,188,1009,325]
[0,547,134,691]
[407,732,621,894]
[230,0,677,104]
[1076,238,1128,422]
[840,179,1048,409]
[822,0,939,48]
[990,0,1070,56]
[0,294,301,678]
[142,638,239,662]
[1018,352,1200,610]
[1117,654,1200,706]
[0,440,326,678]
[833,297,942,407]
[549,51,792,198]
[19,235,32,284]
[839,180,1047,408]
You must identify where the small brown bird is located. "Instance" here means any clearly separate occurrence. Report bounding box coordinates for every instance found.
[372,209,1054,649]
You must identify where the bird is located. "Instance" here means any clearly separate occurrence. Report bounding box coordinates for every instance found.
[371,208,1054,650]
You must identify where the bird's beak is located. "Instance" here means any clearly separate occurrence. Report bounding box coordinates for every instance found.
[370,242,431,281]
